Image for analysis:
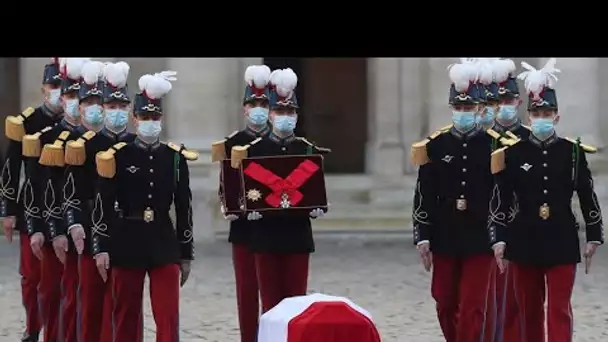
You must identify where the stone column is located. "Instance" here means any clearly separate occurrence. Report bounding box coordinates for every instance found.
[539,58,602,148]
[20,58,47,108]
[427,58,454,133]
[400,58,425,174]
[163,58,248,242]
[366,58,406,207]
[598,58,608,148]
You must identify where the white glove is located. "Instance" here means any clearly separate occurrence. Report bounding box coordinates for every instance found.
[220,205,239,221]
[247,211,263,221]
[309,208,325,219]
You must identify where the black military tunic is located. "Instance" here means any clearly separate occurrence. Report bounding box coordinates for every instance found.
[27,120,85,244]
[412,127,496,257]
[246,133,325,254]
[93,137,195,269]
[1,106,62,224]
[489,134,605,266]
[222,126,271,245]
[62,128,136,254]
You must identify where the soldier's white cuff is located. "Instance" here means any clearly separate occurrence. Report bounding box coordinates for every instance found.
[588,241,602,245]
[492,242,506,248]
[416,240,430,246]
[68,224,84,234]
[94,252,109,259]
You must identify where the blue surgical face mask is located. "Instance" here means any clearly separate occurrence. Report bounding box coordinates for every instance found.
[477,106,495,127]
[248,107,269,126]
[83,104,104,129]
[137,120,162,142]
[64,99,80,119]
[47,89,61,107]
[105,109,129,132]
[530,118,555,140]
[452,111,476,132]
[273,115,297,132]
[497,104,518,122]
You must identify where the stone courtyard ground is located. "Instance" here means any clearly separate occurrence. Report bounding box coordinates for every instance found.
[0,236,607,342]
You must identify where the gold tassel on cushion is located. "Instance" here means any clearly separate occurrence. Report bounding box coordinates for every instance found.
[96,151,116,178]
[5,116,26,141]
[231,146,248,169]
[65,139,86,166]
[410,139,430,166]
[211,140,226,162]
[22,134,42,157]
[491,147,507,174]
[39,142,66,167]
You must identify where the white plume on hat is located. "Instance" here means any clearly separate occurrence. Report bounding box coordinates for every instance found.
[81,61,105,85]
[103,62,130,88]
[245,65,271,89]
[270,68,298,98]
[492,59,516,84]
[473,58,499,85]
[138,70,178,100]
[447,58,478,93]
[60,58,91,80]
[517,58,560,97]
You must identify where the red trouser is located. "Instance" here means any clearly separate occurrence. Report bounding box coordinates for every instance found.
[19,233,42,336]
[62,251,79,342]
[495,266,521,342]
[112,264,180,342]
[512,263,576,342]
[79,255,111,342]
[39,245,64,342]
[232,244,260,342]
[431,253,495,342]
[255,252,310,313]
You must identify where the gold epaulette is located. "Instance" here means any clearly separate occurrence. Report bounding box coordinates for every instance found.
[22,126,52,157]
[5,107,35,142]
[65,131,96,166]
[96,143,127,178]
[439,124,453,132]
[486,129,501,140]
[499,138,519,146]
[491,146,508,174]
[505,131,520,140]
[411,129,446,166]
[565,137,597,153]
[211,131,239,162]
[211,140,226,162]
[167,142,199,161]
[39,130,70,167]
[231,137,262,169]
[295,137,332,154]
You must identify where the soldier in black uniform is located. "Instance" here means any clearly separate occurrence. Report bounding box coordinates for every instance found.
[489,58,604,342]
[410,59,503,342]
[213,64,272,342]
[26,57,90,342]
[241,68,328,313]
[59,61,139,342]
[93,70,197,342]
[478,58,526,342]
[492,58,530,140]
[0,58,63,342]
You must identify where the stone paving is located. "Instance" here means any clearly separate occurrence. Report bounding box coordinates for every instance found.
[0,236,608,342]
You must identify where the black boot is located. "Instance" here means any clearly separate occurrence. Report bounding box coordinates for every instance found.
[21,331,39,342]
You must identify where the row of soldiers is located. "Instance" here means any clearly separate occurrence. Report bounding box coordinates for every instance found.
[214,65,329,342]
[0,58,197,342]
[412,57,604,342]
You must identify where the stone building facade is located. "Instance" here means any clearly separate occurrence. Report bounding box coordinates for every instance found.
[3,57,607,240]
